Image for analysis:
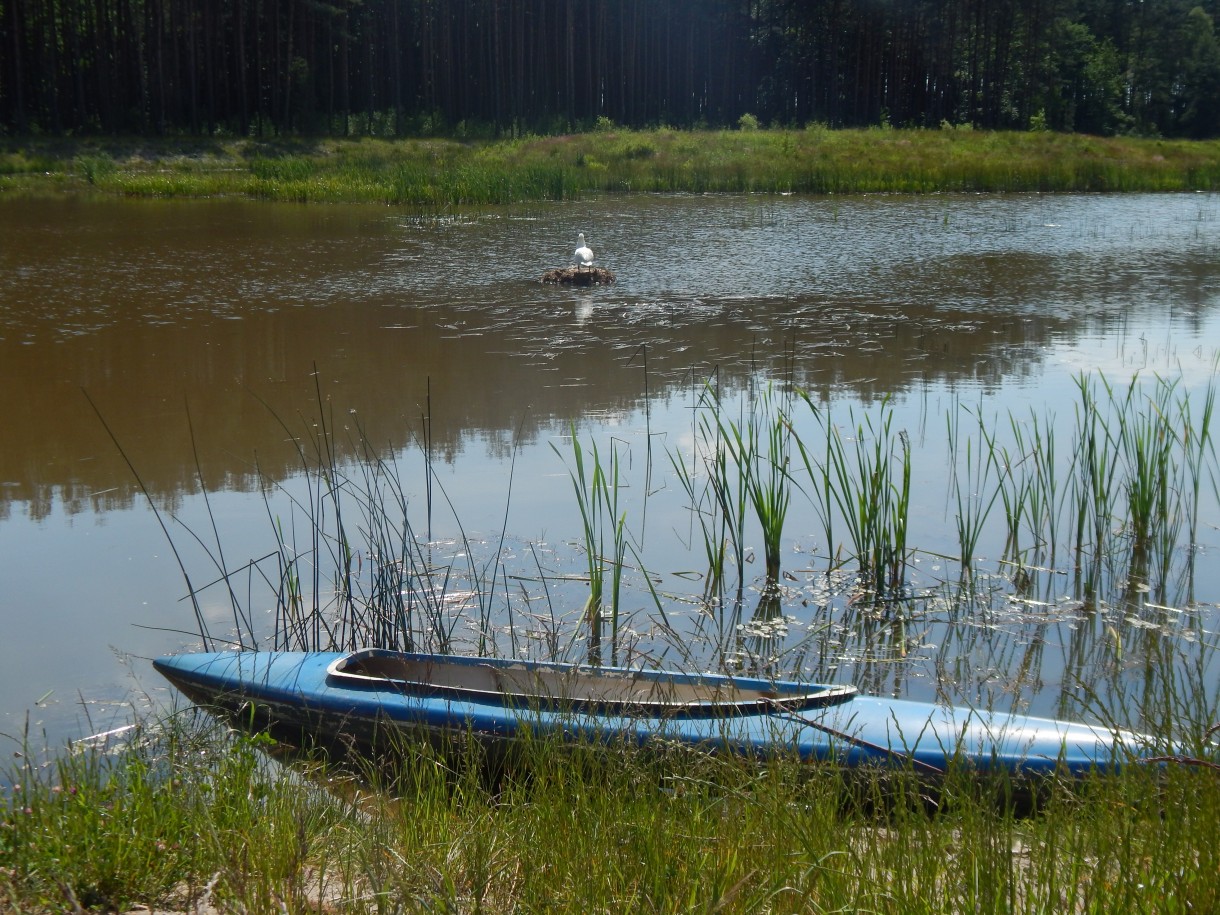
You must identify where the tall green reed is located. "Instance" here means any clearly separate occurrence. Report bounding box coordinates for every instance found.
[28,363,1220,912]
[88,359,1219,725]
[1179,376,1216,602]
[1060,372,1218,602]
[1069,374,1122,599]
[160,375,521,657]
[798,393,912,599]
[723,383,793,588]
[669,436,730,604]
[1007,407,1063,568]
[663,380,801,670]
[553,427,632,664]
[667,381,800,664]
[946,403,1003,580]
[680,382,751,608]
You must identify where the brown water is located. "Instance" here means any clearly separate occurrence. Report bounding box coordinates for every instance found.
[2,192,1219,748]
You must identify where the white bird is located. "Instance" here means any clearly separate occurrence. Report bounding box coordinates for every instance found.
[573,232,595,268]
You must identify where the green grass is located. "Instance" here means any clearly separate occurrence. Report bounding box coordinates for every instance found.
[4,712,1220,913]
[3,129,1220,203]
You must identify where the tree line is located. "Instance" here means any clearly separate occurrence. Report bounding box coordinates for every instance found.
[4,0,1220,139]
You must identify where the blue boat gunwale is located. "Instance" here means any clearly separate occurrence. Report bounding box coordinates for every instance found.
[325,648,860,718]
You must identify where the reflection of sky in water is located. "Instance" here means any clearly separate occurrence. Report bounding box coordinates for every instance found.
[1043,312,1220,391]
[3,193,1220,754]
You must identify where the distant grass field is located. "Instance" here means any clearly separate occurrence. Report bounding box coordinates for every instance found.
[3,127,1220,204]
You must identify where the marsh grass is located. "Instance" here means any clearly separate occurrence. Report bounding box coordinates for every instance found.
[979,373,1218,607]
[552,428,635,664]
[999,408,1063,569]
[169,378,518,658]
[796,393,912,599]
[5,129,1220,202]
[673,382,752,609]
[948,404,1004,581]
[723,384,794,589]
[5,709,1220,913]
[14,367,1220,911]
[131,366,1219,720]
[670,426,730,604]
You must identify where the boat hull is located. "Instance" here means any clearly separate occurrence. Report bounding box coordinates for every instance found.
[153,650,1151,776]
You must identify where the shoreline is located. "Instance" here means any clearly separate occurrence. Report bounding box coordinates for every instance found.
[4,128,1220,204]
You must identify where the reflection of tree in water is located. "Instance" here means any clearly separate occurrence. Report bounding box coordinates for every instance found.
[0,281,1144,519]
[8,189,1220,524]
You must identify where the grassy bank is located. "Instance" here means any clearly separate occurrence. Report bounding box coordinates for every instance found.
[3,714,1220,914]
[3,128,1220,204]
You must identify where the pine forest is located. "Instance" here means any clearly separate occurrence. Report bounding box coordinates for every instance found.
[4,0,1220,138]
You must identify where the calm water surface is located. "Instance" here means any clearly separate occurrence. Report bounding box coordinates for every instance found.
[2,192,1219,749]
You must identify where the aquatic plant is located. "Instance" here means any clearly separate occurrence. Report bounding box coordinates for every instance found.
[675,381,793,590]
[151,375,523,659]
[683,381,752,608]
[724,383,793,588]
[1000,407,1064,568]
[552,427,634,664]
[85,357,1217,771]
[1069,374,1124,600]
[1051,372,1220,603]
[796,393,912,600]
[947,403,1004,580]
[669,429,730,604]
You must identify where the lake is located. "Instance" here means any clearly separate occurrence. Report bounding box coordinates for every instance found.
[2,191,1219,752]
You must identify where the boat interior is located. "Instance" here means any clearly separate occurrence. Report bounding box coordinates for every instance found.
[328,651,857,713]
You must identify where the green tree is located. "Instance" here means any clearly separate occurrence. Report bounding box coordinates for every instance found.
[1045,19,1130,134]
[1179,6,1220,136]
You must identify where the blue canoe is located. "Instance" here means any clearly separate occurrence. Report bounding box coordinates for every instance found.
[153,648,1153,776]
